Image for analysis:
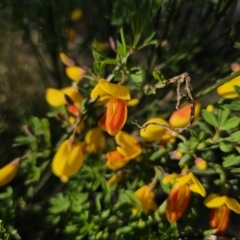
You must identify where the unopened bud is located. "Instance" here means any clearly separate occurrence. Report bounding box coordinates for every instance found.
[195,157,207,170]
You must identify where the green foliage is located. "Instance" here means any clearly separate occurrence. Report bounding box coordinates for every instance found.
[1,0,240,239]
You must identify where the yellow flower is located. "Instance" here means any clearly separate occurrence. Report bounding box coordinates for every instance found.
[140,117,175,143]
[107,171,123,186]
[45,87,82,112]
[169,101,201,128]
[52,139,84,183]
[217,76,240,99]
[84,127,105,153]
[127,98,139,107]
[106,131,142,171]
[65,66,86,82]
[204,193,240,235]
[163,171,206,222]
[59,52,75,66]
[91,78,130,135]
[132,185,158,214]
[68,116,85,133]
[70,8,83,21]
[0,158,21,187]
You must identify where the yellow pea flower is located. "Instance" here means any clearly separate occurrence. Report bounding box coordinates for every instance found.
[127,98,139,107]
[84,127,105,153]
[140,117,175,143]
[163,171,206,222]
[0,158,21,187]
[169,101,201,128]
[132,185,158,214]
[45,86,82,112]
[106,131,142,171]
[204,193,240,235]
[52,139,84,183]
[65,66,86,82]
[91,78,131,135]
[216,76,240,99]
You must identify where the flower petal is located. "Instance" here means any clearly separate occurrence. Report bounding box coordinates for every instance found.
[162,173,181,184]
[45,88,65,106]
[99,78,131,100]
[65,66,85,81]
[140,118,170,142]
[204,194,226,208]
[188,172,206,197]
[52,139,84,182]
[59,52,75,66]
[91,81,110,100]
[0,158,20,187]
[84,127,105,153]
[217,76,240,99]
[127,98,139,107]
[225,197,240,213]
[105,96,127,136]
[106,150,129,171]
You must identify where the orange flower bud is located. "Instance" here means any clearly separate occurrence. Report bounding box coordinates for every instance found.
[169,101,201,128]
[98,113,107,131]
[105,96,127,136]
[166,184,191,222]
[209,205,230,235]
[106,150,129,171]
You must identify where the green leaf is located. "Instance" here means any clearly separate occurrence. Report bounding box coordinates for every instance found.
[219,141,234,153]
[230,131,240,142]
[197,122,214,135]
[219,117,240,130]
[130,67,142,82]
[102,59,118,65]
[234,85,240,98]
[117,41,126,58]
[178,153,192,168]
[201,109,219,127]
[223,101,240,111]
[120,190,141,207]
[95,193,102,212]
[222,155,240,167]
[217,108,230,127]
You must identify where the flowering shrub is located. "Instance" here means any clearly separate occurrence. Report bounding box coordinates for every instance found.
[1,0,240,239]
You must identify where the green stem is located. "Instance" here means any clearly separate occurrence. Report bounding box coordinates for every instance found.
[195,70,240,98]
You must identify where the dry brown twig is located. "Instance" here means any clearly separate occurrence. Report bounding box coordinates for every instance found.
[133,72,195,133]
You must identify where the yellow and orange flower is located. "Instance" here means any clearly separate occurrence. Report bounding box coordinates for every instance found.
[204,193,240,235]
[84,127,105,154]
[217,76,240,99]
[106,131,142,171]
[45,86,82,115]
[163,171,206,222]
[52,139,84,183]
[132,185,158,214]
[91,78,130,136]
[169,101,201,128]
[140,117,176,143]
